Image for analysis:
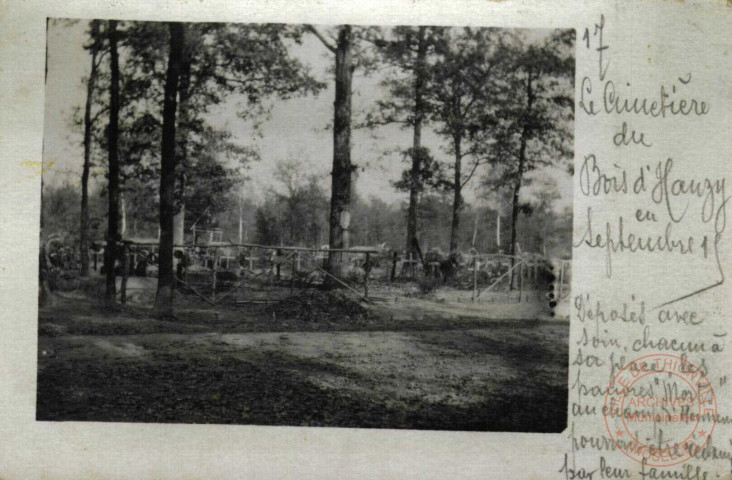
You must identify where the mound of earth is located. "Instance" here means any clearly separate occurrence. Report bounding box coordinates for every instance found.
[269,290,368,323]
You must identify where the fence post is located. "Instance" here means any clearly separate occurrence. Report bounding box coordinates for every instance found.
[120,242,129,305]
[364,252,371,299]
[390,251,397,282]
[384,252,389,282]
[291,254,296,295]
[518,260,524,303]
[276,248,281,281]
[184,246,189,285]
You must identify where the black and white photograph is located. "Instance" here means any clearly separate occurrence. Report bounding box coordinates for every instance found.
[37,20,575,432]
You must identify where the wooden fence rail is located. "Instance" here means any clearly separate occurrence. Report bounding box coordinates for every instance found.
[116,240,570,307]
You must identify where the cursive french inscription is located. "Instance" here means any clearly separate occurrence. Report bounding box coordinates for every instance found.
[564,14,731,480]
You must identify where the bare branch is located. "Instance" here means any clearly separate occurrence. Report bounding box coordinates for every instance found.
[90,105,110,125]
[460,158,487,188]
[93,50,108,70]
[353,117,408,130]
[216,75,270,86]
[306,25,337,53]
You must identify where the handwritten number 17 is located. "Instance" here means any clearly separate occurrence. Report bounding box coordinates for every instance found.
[582,15,609,81]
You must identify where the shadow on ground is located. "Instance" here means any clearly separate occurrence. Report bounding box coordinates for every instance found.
[37,295,568,432]
[37,352,567,432]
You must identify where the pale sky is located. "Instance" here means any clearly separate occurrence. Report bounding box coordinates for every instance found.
[42,21,573,210]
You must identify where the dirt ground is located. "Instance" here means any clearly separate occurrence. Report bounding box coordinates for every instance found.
[37,291,569,432]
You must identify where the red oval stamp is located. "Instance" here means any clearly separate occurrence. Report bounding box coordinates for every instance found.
[603,353,717,467]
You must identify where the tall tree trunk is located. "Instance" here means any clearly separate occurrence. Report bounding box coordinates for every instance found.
[174,37,192,248]
[325,25,354,287]
[509,74,534,289]
[405,26,427,257]
[471,210,479,247]
[80,20,100,277]
[104,19,120,306]
[508,137,526,289]
[496,190,501,251]
[173,205,185,246]
[238,195,244,244]
[154,22,185,316]
[449,134,462,254]
[120,192,127,238]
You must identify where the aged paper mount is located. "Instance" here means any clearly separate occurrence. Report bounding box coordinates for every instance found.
[1,0,731,479]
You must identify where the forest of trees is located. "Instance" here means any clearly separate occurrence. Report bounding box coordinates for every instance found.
[42,21,575,315]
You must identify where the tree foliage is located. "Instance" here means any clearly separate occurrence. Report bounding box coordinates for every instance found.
[46,23,576,302]
[479,30,574,263]
[82,21,325,234]
[255,157,329,247]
